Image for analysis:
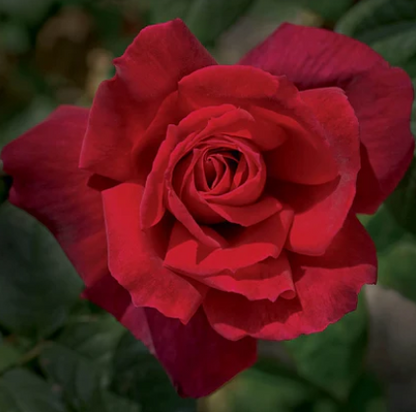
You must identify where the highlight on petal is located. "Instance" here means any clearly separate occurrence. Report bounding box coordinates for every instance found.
[102,182,208,323]
[203,215,377,341]
[240,23,414,213]
[81,19,216,182]
[164,207,293,276]
[275,87,360,256]
[201,251,296,302]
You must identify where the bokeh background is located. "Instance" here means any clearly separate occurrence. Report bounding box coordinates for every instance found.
[1,0,416,411]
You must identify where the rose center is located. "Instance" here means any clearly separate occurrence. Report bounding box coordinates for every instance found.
[202,149,240,191]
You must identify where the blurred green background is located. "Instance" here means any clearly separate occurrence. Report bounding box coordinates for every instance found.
[1,0,416,411]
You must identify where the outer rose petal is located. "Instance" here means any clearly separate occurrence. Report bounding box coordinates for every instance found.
[274,87,360,256]
[1,107,255,398]
[1,106,108,287]
[83,276,257,398]
[203,215,377,341]
[144,307,256,397]
[102,183,208,323]
[345,68,414,213]
[80,19,216,182]
[240,23,414,213]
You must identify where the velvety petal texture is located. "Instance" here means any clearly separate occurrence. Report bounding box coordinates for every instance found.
[240,23,414,213]
[80,19,216,183]
[1,107,107,288]
[203,216,377,340]
[1,105,256,399]
[2,18,412,400]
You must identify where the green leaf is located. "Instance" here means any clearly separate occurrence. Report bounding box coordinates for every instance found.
[40,343,106,412]
[0,203,83,338]
[336,0,416,38]
[283,297,368,400]
[209,363,337,412]
[0,341,22,374]
[335,0,416,67]
[111,332,196,412]
[103,392,141,412]
[305,0,354,22]
[0,368,66,412]
[149,0,256,46]
[56,316,124,365]
[365,206,406,253]
[0,0,55,25]
[368,25,416,65]
[341,372,387,412]
[385,157,416,236]
[40,341,140,412]
[377,237,416,303]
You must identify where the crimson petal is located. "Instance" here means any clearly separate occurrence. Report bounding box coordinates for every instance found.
[240,23,414,213]
[1,106,108,288]
[203,215,377,340]
[102,183,208,323]
[164,207,293,276]
[276,87,360,255]
[81,19,216,182]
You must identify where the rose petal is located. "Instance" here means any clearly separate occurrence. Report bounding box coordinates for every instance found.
[263,107,339,185]
[202,251,295,302]
[1,106,108,287]
[347,68,414,213]
[180,65,339,185]
[240,23,414,213]
[176,152,225,224]
[208,195,282,226]
[164,207,293,276]
[203,215,377,340]
[179,65,298,109]
[80,19,216,182]
[84,276,257,398]
[145,307,257,397]
[102,182,208,323]
[275,87,360,256]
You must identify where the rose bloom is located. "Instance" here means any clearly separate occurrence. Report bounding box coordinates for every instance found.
[1,20,414,397]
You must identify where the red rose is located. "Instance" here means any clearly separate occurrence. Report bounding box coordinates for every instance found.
[1,20,414,397]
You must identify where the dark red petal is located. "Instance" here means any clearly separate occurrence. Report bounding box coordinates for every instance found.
[347,68,414,213]
[84,277,257,398]
[277,87,360,256]
[80,19,216,182]
[263,109,338,185]
[240,23,414,213]
[180,65,338,186]
[164,207,293,276]
[144,307,257,397]
[239,23,387,89]
[174,151,223,224]
[102,182,208,323]
[203,215,377,340]
[1,106,108,288]
[245,106,287,151]
[202,251,295,302]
